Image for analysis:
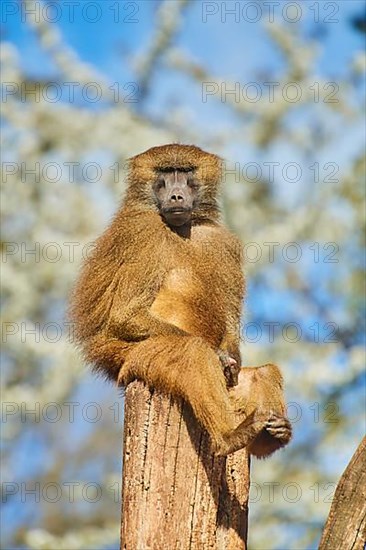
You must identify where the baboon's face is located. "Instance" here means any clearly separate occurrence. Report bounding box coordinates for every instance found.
[152,169,200,227]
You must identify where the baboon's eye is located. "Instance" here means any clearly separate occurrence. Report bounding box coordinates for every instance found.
[155,177,166,190]
[187,176,199,189]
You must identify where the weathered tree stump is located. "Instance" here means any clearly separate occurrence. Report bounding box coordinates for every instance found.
[319,435,366,550]
[120,381,250,550]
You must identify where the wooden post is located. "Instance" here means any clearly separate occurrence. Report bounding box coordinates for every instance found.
[120,381,250,550]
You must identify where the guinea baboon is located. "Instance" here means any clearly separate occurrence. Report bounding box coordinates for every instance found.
[69,144,291,456]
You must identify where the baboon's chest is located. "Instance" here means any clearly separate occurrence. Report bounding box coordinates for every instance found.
[150,245,227,345]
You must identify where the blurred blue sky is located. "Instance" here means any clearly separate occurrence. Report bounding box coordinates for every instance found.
[3,1,365,81]
[3,0,365,171]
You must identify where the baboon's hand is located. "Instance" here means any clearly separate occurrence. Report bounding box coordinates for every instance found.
[265,413,292,446]
[217,350,239,387]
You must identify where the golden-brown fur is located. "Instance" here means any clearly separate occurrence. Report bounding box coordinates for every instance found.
[230,364,291,458]
[69,144,291,456]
